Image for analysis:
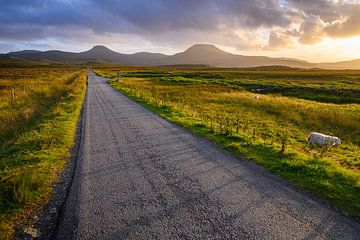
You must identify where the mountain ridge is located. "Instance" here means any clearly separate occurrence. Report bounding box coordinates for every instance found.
[1,44,359,69]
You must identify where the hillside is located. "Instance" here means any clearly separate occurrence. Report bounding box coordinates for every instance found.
[318,59,360,70]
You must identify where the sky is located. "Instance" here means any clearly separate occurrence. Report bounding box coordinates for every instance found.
[1,0,360,62]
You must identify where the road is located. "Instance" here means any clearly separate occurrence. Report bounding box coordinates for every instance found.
[55,71,360,239]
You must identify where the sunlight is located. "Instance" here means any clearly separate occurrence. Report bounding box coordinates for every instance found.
[319,36,360,61]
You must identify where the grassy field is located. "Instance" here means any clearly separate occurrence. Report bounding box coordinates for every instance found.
[0,62,87,239]
[94,65,360,219]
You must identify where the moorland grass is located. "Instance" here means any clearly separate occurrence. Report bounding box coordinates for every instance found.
[94,66,360,219]
[0,65,87,239]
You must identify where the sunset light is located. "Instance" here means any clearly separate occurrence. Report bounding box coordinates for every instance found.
[1,1,360,239]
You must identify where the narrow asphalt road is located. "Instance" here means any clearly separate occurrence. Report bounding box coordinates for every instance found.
[55,71,360,239]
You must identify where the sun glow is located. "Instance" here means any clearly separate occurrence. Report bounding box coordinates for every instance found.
[248,36,360,62]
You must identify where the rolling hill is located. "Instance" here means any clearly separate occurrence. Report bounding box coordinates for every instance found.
[317,59,360,70]
[1,44,359,69]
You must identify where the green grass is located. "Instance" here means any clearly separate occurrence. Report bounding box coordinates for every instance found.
[94,66,360,220]
[0,64,87,239]
[125,70,360,104]
[93,64,360,104]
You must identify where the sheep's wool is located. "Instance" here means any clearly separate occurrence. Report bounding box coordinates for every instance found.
[307,132,341,146]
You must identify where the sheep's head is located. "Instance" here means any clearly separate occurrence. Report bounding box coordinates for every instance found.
[332,137,341,146]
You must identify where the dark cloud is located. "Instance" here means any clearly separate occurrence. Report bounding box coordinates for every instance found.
[89,0,219,32]
[221,0,297,28]
[1,0,360,52]
[0,0,295,39]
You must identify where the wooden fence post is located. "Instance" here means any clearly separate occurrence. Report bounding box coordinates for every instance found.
[10,87,16,101]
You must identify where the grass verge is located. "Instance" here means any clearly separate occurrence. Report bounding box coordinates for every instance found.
[0,69,87,239]
[108,76,360,220]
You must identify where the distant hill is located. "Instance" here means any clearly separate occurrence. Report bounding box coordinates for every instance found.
[317,59,360,70]
[7,50,42,56]
[1,44,359,69]
[0,57,75,68]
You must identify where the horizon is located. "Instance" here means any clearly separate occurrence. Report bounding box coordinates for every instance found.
[1,0,360,62]
[3,43,359,64]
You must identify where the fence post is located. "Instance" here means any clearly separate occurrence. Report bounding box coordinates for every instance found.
[10,87,16,101]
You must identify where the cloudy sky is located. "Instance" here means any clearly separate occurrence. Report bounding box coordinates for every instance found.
[1,0,360,62]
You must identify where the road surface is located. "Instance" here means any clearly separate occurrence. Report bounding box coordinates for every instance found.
[55,71,360,239]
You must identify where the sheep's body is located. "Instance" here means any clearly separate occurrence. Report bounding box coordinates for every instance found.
[307,132,341,146]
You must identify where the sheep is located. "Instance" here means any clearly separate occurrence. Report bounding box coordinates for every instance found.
[307,132,341,146]
[254,95,260,100]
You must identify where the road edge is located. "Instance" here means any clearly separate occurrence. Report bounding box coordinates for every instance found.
[13,91,86,240]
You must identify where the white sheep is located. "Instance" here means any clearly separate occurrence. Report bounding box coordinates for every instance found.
[307,132,341,146]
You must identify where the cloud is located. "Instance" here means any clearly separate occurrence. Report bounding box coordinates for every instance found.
[264,30,294,50]
[287,0,360,44]
[298,15,326,44]
[0,1,295,44]
[0,0,297,34]
[287,0,341,22]
[1,0,360,53]
[324,4,360,38]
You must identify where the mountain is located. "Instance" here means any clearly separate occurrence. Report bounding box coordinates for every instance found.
[317,59,360,70]
[77,45,122,61]
[1,44,359,69]
[165,44,313,68]
[5,45,121,62]
[0,45,168,65]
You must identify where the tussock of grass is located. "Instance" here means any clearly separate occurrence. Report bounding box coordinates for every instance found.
[99,67,360,219]
[0,66,87,239]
